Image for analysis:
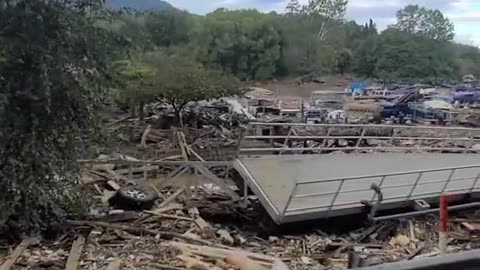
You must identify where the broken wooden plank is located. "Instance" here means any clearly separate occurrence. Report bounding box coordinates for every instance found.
[451,218,480,223]
[157,188,185,209]
[143,211,193,222]
[406,244,424,261]
[106,258,121,270]
[0,238,37,270]
[141,124,152,147]
[461,222,480,232]
[409,220,417,242]
[150,263,184,270]
[65,235,86,270]
[177,254,221,270]
[107,180,121,191]
[114,165,159,175]
[163,241,275,265]
[150,203,184,214]
[66,220,213,246]
[177,131,189,161]
[194,217,211,230]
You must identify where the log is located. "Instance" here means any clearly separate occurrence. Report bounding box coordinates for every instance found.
[65,235,86,270]
[0,238,37,270]
[66,220,213,246]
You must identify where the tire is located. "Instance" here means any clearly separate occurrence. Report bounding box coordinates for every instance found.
[109,186,158,210]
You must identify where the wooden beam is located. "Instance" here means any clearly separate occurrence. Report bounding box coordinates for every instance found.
[0,238,37,270]
[65,235,85,270]
[66,220,213,246]
[157,188,185,209]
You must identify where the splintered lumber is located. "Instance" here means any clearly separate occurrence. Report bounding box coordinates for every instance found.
[141,124,152,147]
[151,203,184,214]
[114,165,158,175]
[177,255,222,270]
[163,241,275,267]
[107,180,121,191]
[0,238,37,270]
[150,263,185,270]
[66,220,213,245]
[194,217,211,230]
[106,258,122,270]
[65,235,86,270]
[143,211,194,222]
[157,188,185,209]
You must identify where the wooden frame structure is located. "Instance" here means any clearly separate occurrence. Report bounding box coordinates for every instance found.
[239,122,480,154]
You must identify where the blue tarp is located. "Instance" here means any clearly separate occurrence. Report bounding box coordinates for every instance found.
[348,82,366,93]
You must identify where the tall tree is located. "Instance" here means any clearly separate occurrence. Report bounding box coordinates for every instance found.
[0,0,119,232]
[114,53,245,124]
[286,0,348,40]
[336,48,352,74]
[145,9,192,47]
[110,59,156,119]
[363,19,377,35]
[197,10,282,80]
[375,29,456,81]
[352,35,378,78]
[393,5,454,41]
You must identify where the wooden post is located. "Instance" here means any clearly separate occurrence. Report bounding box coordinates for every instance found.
[439,193,449,254]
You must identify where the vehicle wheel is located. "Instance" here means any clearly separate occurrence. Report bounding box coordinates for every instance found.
[109,186,158,210]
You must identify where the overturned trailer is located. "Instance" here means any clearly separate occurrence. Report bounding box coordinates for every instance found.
[234,122,480,224]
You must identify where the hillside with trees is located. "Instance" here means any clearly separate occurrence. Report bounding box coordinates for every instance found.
[109,0,480,83]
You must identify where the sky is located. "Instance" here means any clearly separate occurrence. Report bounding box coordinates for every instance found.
[166,0,480,46]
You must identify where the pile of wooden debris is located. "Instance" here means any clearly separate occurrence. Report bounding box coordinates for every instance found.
[2,180,480,270]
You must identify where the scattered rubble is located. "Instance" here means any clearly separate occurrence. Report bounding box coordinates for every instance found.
[4,174,480,270]
[3,85,480,270]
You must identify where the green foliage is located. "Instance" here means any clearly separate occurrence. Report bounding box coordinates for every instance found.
[105,0,172,11]
[351,35,378,78]
[148,55,244,113]
[454,44,480,76]
[286,0,348,39]
[113,52,244,121]
[374,29,456,81]
[110,58,156,109]
[0,0,118,233]
[393,5,454,41]
[145,9,192,47]
[336,48,352,75]
[109,1,480,83]
[196,9,282,80]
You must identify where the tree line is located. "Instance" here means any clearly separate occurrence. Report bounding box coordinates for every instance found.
[110,0,480,83]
